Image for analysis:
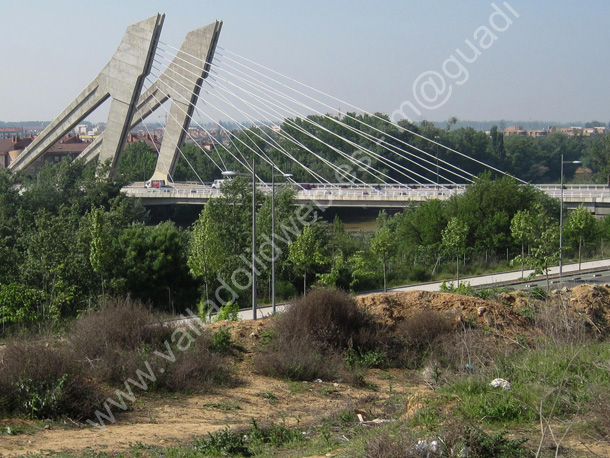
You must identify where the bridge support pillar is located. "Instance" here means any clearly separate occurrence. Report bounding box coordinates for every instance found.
[77,21,223,183]
[9,15,165,177]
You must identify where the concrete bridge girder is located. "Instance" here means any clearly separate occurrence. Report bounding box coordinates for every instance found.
[76,21,223,183]
[9,15,165,176]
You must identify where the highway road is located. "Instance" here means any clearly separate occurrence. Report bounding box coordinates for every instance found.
[234,258,610,320]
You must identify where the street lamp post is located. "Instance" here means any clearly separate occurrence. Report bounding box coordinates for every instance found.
[559,154,582,283]
[434,136,440,189]
[271,170,293,315]
[251,159,257,320]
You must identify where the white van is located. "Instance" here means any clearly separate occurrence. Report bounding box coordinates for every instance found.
[211,179,225,189]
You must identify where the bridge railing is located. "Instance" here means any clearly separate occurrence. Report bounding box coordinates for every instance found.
[123,182,610,204]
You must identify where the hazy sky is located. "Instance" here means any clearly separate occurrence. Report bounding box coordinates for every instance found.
[2,1,609,124]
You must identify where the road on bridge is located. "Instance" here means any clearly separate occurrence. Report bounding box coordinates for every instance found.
[123,182,610,212]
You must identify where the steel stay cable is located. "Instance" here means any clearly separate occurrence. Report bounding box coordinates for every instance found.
[158,45,464,186]
[219,47,523,183]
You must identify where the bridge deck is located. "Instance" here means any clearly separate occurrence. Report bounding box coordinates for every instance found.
[122,183,610,213]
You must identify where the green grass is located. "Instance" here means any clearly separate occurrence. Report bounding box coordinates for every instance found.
[440,343,610,427]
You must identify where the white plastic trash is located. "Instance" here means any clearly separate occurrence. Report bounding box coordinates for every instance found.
[490,378,511,390]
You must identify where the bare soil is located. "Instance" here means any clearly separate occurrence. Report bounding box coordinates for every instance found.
[2,285,610,457]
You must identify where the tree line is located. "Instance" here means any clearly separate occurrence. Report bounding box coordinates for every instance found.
[2,155,610,331]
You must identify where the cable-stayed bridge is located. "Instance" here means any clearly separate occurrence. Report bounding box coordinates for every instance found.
[9,15,608,214]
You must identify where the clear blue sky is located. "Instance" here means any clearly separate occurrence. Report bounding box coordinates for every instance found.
[2,1,609,124]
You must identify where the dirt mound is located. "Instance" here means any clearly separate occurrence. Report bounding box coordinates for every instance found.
[358,290,531,337]
[560,284,610,332]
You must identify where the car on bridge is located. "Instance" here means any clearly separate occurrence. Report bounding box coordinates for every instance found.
[145,179,166,188]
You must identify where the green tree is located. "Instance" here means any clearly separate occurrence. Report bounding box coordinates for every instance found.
[442,217,468,286]
[512,210,559,290]
[510,208,537,277]
[88,205,113,297]
[188,205,229,309]
[370,212,396,292]
[288,224,329,295]
[565,205,597,270]
[529,225,560,290]
[116,141,157,182]
[116,222,197,312]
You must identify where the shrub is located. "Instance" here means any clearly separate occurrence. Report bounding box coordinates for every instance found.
[277,288,383,352]
[155,332,233,392]
[463,426,532,457]
[210,327,233,354]
[193,427,251,456]
[407,265,431,283]
[68,297,170,383]
[254,334,344,382]
[0,342,106,420]
[528,286,548,301]
[216,301,240,322]
[254,288,391,381]
[435,328,505,371]
[390,310,455,368]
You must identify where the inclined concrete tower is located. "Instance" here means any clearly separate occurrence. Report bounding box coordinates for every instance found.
[9,14,165,177]
[77,21,223,183]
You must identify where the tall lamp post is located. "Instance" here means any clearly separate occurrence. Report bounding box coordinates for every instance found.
[222,160,258,320]
[271,170,293,315]
[434,135,440,189]
[559,154,582,283]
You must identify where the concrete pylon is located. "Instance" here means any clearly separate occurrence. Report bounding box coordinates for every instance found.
[77,21,223,182]
[9,14,165,177]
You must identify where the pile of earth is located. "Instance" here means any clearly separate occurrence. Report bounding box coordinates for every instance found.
[358,290,531,337]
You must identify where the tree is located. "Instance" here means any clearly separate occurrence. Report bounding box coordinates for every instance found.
[528,225,560,291]
[510,208,537,277]
[288,224,329,295]
[370,212,396,292]
[116,141,157,182]
[188,206,229,308]
[442,217,468,286]
[88,205,113,298]
[116,222,197,312]
[565,205,597,271]
[511,209,559,290]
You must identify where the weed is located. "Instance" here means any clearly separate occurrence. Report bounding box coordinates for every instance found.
[210,327,233,354]
[463,426,533,457]
[289,381,307,394]
[216,300,240,322]
[0,342,105,420]
[192,420,305,457]
[248,418,305,447]
[258,391,278,401]
[528,286,548,301]
[203,402,242,411]
[193,427,251,456]
[344,348,385,369]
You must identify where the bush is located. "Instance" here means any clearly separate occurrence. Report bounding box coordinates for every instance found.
[407,265,431,283]
[210,327,233,354]
[69,297,170,383]
[390,310,455,368]
[0,342,106,420]
[254,288,390,381]
[255,333,344,382]
[155,332,233,392]
[463,426,532,457]
[216,301,240,321]
[277,288,383,352]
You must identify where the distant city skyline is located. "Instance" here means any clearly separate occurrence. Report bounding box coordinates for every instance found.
[2,1,609,125]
